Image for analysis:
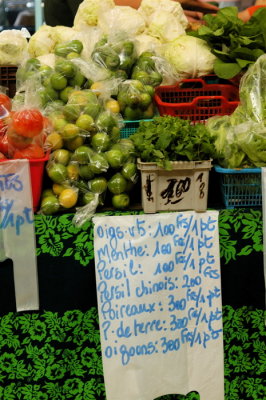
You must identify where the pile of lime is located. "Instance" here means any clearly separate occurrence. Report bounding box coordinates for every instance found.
[91,36,136,78]
[116,79,155,120]
[41,137,138,215]
[15,41,91,108]
[131,51,163,88]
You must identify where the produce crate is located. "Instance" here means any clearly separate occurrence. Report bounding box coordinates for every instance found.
[214,165,262,209]
[154,78,239,123]
[0,154,49,212]
[0,66,18,98]
[120,119,153,139]
[137,159,212,213]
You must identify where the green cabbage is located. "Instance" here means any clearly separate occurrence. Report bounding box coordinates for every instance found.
[163,35,216,79]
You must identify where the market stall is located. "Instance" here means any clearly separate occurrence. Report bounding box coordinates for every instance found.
[0,1,266,399]
[0,209,265,399]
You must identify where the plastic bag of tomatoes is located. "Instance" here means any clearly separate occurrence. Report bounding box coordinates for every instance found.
[7,107,50,159]
[0,89,12,159]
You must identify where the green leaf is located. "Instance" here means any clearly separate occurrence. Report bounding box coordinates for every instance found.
[214,58,242,79]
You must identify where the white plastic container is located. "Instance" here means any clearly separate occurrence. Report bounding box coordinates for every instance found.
[137,159,212,213]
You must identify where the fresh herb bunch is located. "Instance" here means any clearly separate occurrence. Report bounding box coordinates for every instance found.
[130,116,215,170]
[189,7,266,79]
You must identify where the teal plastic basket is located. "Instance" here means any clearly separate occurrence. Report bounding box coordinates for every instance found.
[214,165,262,209]
[120,119,153,139]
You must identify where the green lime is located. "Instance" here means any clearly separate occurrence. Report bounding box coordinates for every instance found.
[108,173,127,194]
[25,57,41,71]
[67,52,80,60]
[79,164,95,179]
[50,72,68,90]
[89,176,108,194]
[63,104,81,121]
[68,39,83,54]
[54,43,70,57]
[76,114,94,131]
[124,106,142,120]
[122,41,134,56]
[47,163,68,184]
[41,188,54,198]
[90,153,109,174]
[82,191,97,205]
[91,132,111,152]
[52,149,71,165]
[60,86,74,103]
[55,60,77,78]
[112,193,130,209]
[96,111,116,132]
[83,103,101,119]
[105,149,124,169]
[53,116,68,132]
[149,71,163,87]
[144,85,155,97]
[72,145,94,164]
[65,135,84,151]
[121,162,137,181]
[62,123,80,140]
[139,92,152,110]
[69,70,86,87]
[67,163,79,181]
[41,195,60,215]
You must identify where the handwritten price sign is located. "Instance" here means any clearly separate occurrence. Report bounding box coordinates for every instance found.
[0,159,39,311]
[94,211,224,400]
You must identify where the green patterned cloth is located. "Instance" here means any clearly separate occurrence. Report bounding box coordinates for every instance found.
[0,209,265,399]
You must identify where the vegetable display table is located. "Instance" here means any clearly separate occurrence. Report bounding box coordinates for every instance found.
[0,209,265,400]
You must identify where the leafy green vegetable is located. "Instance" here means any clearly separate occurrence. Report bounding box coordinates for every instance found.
[130,116,215,169]
[189,6,266,79]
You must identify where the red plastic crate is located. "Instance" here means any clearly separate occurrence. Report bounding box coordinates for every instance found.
[154,78,239,123]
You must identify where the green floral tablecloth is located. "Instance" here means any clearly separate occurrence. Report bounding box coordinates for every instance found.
[0,209,265,400]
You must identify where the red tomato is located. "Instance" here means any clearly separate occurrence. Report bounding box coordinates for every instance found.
[0,134,9,156]
[0,119,8,137]
[13,144,45,159]
[0,93,12,112]
[0,151,7,160]
[8,129,33,150]
[12,108,44,138]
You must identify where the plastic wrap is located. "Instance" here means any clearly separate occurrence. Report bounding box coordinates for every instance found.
[206,54,266,168]
[131,52,163,87]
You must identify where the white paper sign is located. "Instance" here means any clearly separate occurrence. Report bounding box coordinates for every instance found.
[93,211,224,400]
[0,159,39,311]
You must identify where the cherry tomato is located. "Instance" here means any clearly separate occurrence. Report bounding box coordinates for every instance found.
[0,134,9,156]
[8,129,33,150]
[12,108,44,138]
[13,144,45,159]
[0,93,12,112]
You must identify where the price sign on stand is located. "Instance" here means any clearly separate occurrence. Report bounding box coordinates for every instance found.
[93,211,224,400]
[0,159,39,312]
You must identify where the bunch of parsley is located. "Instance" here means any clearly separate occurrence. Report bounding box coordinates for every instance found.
[189,6,266,79]
[130,116,216,170]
